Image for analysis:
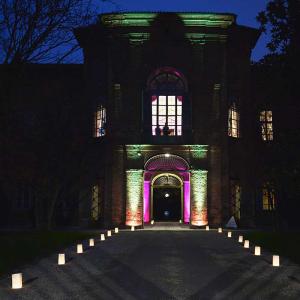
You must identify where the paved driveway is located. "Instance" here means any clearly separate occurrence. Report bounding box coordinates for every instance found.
[1,230,300,299]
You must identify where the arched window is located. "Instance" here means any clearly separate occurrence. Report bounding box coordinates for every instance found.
[148,67,187,137]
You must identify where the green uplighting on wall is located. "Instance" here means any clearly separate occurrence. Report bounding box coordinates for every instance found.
[126,169,143,226]
[126,144,151,160]
[191,169,208,226]
[189,145,209,160]
[101,13,235,28]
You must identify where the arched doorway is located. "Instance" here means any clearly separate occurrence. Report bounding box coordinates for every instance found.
[143,154,190,223]
[152,173,183,221]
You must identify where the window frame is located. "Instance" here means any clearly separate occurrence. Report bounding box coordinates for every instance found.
[260,110,274,141]
[262,183,276,211]
[228,102,240,138]
[94,105,106,138]
[151,94,183,136]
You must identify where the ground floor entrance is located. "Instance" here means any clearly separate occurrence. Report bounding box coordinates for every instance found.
[153,187,181,221]
[125,151,209,227]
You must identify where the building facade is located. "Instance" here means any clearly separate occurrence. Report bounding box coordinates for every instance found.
[74,12,260,228]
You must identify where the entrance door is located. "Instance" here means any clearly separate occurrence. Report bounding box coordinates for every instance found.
[153,187,181,221]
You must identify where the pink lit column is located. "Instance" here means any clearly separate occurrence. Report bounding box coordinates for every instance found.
[143,180,151,223]
[183,173,190,223]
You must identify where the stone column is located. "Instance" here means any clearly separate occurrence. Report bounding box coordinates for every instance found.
[125,169,143,226]
[111,147,125,226]
[190,170,208,226]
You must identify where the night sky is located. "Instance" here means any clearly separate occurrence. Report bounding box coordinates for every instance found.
[96,0,270,61]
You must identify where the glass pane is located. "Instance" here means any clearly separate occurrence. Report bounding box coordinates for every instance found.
[159,116,166,126]
[168,96,176,105]
[168,106,176,115]
[177,96,183,104]
[177,106,182,115]
[169,126,175,136]
[260,111,266,121]
[152,116,157,126]
[177,116,182,125]
[152,126,156,136]
[168,116,176,125]
[152,95,158,105]
[152,105,157,115]
[177,126,182,136]
[266,111,272,121]
[159,96,166,105]
[158,106,166,115]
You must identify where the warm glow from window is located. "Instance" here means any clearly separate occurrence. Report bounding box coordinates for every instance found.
[260,110,273,141]
[152,95,182,136]
[262,184,276,210]
[95,105,106,137]
[231,181,241,220]
[91,185,100,221]
[228,103,240,138]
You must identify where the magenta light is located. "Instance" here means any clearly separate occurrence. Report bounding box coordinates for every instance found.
[144,180,150,223]
[184,179,190,223]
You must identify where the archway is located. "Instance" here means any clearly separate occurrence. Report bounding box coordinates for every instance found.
[143,154,190,223]
[152,173,182,221]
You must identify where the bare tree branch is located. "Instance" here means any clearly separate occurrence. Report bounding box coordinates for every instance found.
[0,0,106,64]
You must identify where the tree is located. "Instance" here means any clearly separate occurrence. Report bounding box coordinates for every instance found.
[257,0,300,55]
[256,0,300,227]
[0,0,97,64]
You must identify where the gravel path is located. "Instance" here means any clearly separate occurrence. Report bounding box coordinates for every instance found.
[1,229,300,299]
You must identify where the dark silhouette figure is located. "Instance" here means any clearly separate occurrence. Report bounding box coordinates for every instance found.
[155,126,161,136]
[163,122,170,136]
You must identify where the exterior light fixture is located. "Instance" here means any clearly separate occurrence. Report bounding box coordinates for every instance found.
[77,244,83,254]
[164,153,170,158]
[131,226,135,231]
[244,240,250,248]
[218,228,222,233]
[58,253,65,265]
[89,239,95,247]
[205,225,209,231]
[11,273,22,289]
[165,193,170,198]
[107,230,112,237]
[272,255,280,267]
[179,220,182,224]
[238,235,243,243]
[115,227,119,233]
[101,234,105,241]
[254,246,261,256]
[151,220,154,225]
[227,231,232,238]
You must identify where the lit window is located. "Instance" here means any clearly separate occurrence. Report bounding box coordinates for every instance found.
[94,105,106,137]
[262,183,276,210]
[230,181,241,220]
[91,185,100,221]
[260,110,273,141]
[228,103,240,138]
[148,68,186,137]
[152,95,182,136]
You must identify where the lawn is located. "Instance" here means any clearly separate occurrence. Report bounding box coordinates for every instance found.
[243,231,300,265]
[0,231,96,276]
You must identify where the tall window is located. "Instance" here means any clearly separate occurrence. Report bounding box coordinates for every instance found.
[152,95,182,136]
[228,103,240,138]
[260,110,273,141]
[262,183,276,210]
[91,184,100,221]
[148,68,187,137]
[94,105,106,137]
[230,180,241,220]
